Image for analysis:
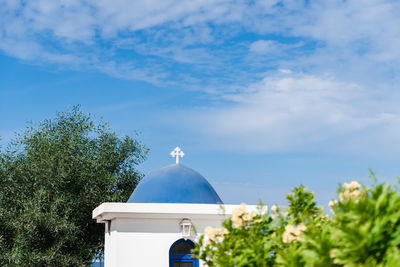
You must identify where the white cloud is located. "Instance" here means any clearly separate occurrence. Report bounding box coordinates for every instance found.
[179,70,400,153]
[1,0,400,154]
[249,40,280,54]
[0,0,399,88]
[1,0,245,45]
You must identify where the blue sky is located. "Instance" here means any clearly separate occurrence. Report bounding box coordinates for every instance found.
[1,0,400,208]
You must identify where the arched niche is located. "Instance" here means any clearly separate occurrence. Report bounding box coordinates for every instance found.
[169,239,199,267]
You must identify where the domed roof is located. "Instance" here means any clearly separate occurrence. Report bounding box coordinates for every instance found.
[127,164,223,204]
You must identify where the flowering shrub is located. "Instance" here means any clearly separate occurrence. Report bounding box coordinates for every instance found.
[193,172,400,266]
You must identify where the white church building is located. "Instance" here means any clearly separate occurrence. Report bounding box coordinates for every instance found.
[93,147,257,267]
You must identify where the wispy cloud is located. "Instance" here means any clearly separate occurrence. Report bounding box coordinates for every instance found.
[1,1,399,86]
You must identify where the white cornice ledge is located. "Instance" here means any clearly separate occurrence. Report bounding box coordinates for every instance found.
[92,203,259,223]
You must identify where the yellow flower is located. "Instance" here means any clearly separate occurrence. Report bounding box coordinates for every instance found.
[271,205,279,212]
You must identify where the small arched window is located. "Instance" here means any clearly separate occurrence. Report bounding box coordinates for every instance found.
[169,239,199,267]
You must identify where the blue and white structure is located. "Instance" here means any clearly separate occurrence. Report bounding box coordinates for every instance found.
[93,147,257,267]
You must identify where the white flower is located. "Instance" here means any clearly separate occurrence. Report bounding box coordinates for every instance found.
[349,181,361,191]
[254,218,262,223]
[221,228,228,235]
[204,227,218,240]
[328,200,338,208]
[282,225,297,243]
[243,211,257,222]
[204,227,228,245]
[242,213,251,221]
[339,191,349,201]
[350,190,361,198]
[339,181,362,202]
[232,203,258,226]
[282,224,307,243]
[342,182,351,190]
[271,205,279,212]
[295,224,307,241]
[296,224,307,232]
[231,204,247,227]
[271,213,279,219]
[343,181,360,191]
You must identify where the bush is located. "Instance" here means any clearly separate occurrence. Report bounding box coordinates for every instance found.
[194,172,400,266]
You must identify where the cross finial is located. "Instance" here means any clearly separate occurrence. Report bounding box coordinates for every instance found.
[170,147,184,164]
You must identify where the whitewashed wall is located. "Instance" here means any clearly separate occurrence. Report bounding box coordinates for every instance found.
[93,203,258,267]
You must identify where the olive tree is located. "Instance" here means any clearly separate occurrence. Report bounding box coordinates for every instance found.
[0,106,147,266]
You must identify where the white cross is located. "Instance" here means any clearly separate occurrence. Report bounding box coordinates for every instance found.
[170,147,184,164]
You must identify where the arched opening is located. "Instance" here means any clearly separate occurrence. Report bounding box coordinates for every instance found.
[169,239,199,267]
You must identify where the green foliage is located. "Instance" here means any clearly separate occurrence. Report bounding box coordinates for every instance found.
[286,185,320,224]
[0,106,148,266]
[194,213,275,267]
[329,174,400,266]
[195,178,400,267]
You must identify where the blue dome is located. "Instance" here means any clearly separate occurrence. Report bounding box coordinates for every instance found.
[127,164,223,204]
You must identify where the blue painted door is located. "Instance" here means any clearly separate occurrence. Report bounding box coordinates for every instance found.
[169,239,199,267]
